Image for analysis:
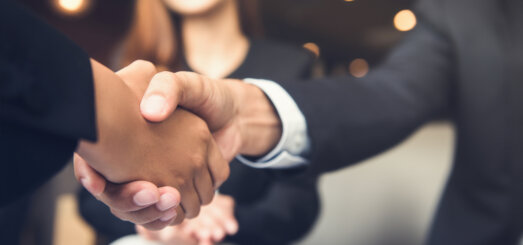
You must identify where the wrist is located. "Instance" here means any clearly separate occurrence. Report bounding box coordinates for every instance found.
[232,82,282,157]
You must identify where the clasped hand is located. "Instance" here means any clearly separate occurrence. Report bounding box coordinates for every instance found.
[74,60,234,229]
[75,59,280,230]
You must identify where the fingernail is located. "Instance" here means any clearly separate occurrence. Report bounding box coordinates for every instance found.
[133,190,158,206]
[156,193,178,211]
[141,95,166,116]
[160,209,177,222]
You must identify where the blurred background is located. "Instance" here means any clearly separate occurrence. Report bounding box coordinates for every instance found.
[2,0,454,244]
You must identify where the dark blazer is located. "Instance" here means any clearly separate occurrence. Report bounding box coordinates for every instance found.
[0,0,96,206]
[79,39,321,245]
[278,0,523,244]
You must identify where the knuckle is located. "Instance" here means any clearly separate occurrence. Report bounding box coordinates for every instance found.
[193,120,211,139]
[174,178,186,191]
[189,154,206,170]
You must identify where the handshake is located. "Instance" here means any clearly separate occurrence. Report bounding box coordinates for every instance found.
[74,60,282,230]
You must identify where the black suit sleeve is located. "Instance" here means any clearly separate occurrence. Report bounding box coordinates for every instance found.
[280,15,454,174]
[0,0,96,205]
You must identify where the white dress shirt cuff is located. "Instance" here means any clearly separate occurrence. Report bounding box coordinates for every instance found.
[235,78,310,169]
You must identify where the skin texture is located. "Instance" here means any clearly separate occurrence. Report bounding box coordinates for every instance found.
[77,69,280,231]
[172,0,249,79]
[77,0,278,227]
[140,71,282,157]
[137,194,238,245]
[78,0,252,233]
[75,60,230,228]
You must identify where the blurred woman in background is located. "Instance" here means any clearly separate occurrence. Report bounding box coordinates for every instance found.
[79,0,320,244]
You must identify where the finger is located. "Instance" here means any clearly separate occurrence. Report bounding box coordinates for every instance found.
[137,208,177,230]
[169,205,186,226]
[136,225,159,241]
[156,186,181,212]
[140,71,180,122]
[109,186,181,225]
[206,139,230,189]
[111,205,175,226]
[183,222,211,245]
[198,216,225,242]
[155,222,198,245]
[211,227,226,243]
[179,180,201,219]
[198,236,214,245]
[199,239,214,245]
[73,154,106,196]
[207,207,238,235]
[99,181,160,212]
[194,163,215,206]
[116,60,157,98]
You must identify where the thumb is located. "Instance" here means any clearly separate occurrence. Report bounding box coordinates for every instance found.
[140,71,182,122]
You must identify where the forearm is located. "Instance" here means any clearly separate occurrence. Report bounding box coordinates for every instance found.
[230,81,282,157]
[0,0,96,205]
[277,23,453,173]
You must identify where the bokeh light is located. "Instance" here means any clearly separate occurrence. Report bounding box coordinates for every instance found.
[53,0,91,15]
[303,42,320,58]
[394,9,417,32]
[349,58,369,78]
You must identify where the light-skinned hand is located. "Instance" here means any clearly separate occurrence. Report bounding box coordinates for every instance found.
[139,71,282,159]
[136,194,238,245]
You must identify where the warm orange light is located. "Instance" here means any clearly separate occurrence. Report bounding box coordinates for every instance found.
[394,9,417,32]
[344,0,355,2]
[303,42,320,58]
[53,0,90,15]
[349,58,369,78]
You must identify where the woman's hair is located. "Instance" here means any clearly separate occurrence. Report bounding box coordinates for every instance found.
[119,0,263,71]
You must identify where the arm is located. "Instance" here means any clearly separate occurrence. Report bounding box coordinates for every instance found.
[276,20,454,173]
[76,60,230,224]
[75,6,453,229]
[0,1,229,228]
[0,0,96,204]
[136,16,454,173]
